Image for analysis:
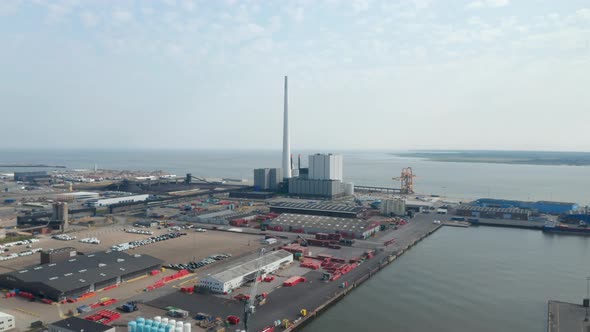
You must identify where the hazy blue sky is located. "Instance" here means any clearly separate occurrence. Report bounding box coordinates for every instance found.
[1,0,589,151]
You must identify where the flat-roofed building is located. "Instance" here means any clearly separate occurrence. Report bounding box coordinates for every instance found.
[264,213,380,239]
[269,201,364,218]
[0,251,162,301]
[198,250,293,293]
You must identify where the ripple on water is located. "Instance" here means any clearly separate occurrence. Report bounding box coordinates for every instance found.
[301,227,589,332]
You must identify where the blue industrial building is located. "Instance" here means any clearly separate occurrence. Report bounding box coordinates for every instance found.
[561,214,590,224]
[473,198,578,215]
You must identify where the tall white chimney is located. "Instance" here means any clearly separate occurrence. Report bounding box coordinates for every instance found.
[282,76,291,180]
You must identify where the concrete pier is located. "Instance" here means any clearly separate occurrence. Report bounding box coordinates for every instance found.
[547,300,590,332]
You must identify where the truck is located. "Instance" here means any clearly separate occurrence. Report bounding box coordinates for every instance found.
[168,309,189,318]
[119,301,138,313]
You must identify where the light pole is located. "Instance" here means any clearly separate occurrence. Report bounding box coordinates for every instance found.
[585,276,589,322]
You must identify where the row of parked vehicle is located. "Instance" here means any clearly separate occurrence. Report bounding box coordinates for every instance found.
[111,232,187,252]
[0,238,39,250]
[52,234,76,241]
[0,248,43,261]
[167,253,232,272]
[79,237,100,244]
[125,228,154,235]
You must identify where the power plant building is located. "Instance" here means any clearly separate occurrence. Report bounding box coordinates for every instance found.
[308,154,343,181]
[254,168,282,191]
[288,178,346,198]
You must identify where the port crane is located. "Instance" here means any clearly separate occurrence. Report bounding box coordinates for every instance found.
[392,167,416,194]
[244,247,266,332]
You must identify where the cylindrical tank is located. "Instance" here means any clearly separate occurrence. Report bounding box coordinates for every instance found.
[146,319,153,327]
[164,326,172,332]
[128,321,137,332]
[137,323,144,332]
[152,322,160,330]
[154,316,162,323]
[158,328,165,332]
[168,320,176,328]
[176,322,183,328]
[175,327,182,332]
[137,317,145,324]
[184,322,191,332]
[161,318,168,325]
[345,182,354,196]
[151,326,159,332]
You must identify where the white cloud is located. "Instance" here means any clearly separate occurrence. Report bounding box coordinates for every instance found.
[576,8,590,21]
[181,0,196,12]
[289,7,305,23]
[0,0,21,16]
[352,0,369,13]
[80,11,98,28]
[467,0,509,9]
[112,10,132,23]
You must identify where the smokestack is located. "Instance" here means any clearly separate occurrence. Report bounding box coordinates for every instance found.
[282,76,292,179]
[298,154,301,169]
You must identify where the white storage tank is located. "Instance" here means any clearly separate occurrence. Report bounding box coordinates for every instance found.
[161,318,169,325]
[184,322,191,332]
[176,322,183,329]
[154,316,162,323]
[344,182,354,195]
[175,327,182,332]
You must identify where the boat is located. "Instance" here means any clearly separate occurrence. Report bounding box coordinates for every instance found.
[542,221,590,235]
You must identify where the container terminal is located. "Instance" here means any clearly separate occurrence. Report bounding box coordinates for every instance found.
[0,78,588,331]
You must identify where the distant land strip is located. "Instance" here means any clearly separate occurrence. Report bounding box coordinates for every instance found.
[0,164,66,168]
[394,151,590,166]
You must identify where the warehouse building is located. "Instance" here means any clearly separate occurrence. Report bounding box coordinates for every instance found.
[0,251,162,301]
[263,213,380,239]
[86,194,150,207]
[56,192,100,201]
[455,205,531,220]
[49,317,114,332]
[14,171,50,182]
[473,198,578,215]
[0,312,15,332]
[229,191,275,200]
[198,250,293,293]
[270,201,364,218]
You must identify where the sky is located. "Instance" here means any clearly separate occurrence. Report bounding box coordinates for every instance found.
[0,0,589,151]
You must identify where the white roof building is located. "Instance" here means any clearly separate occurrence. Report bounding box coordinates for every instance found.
[86,194,149,207]
[0,311,15,332]
[199,250,293,293]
